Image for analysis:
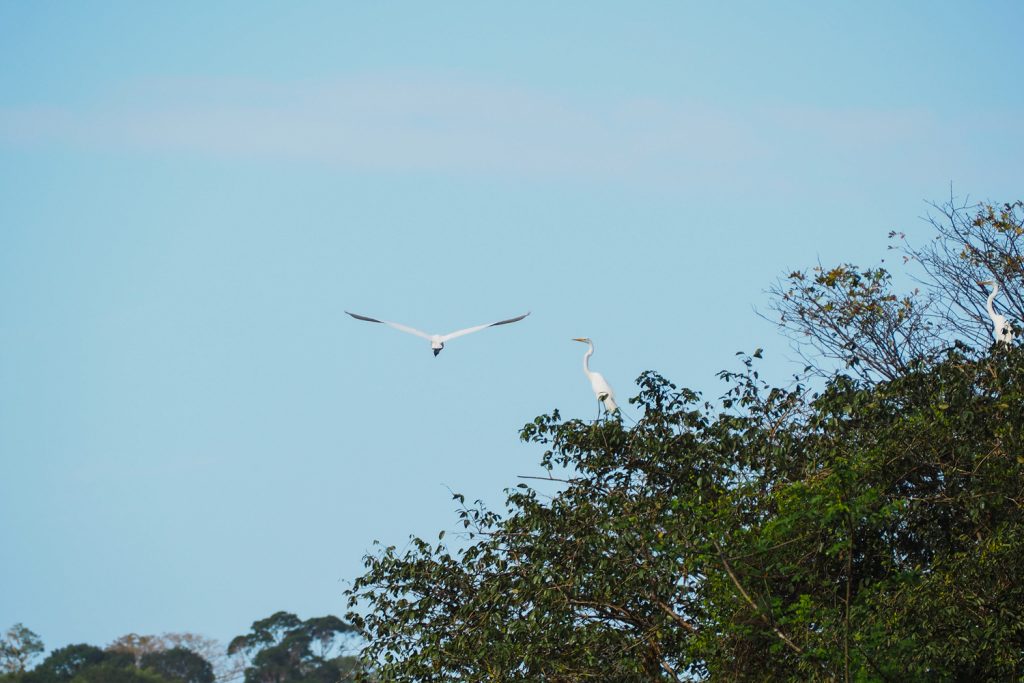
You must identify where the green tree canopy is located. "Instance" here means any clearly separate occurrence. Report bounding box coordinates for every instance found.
[346,199,1024,681]
[139,648,214,683]
[28,644,110,682]
[228,612,361,683]
[348,347,1024,680]
[107,631,239,682]
[69,666,169,683]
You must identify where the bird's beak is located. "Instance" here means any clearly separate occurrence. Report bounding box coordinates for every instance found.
[572,338,585,342]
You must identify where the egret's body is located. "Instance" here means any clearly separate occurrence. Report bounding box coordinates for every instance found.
[345,311,530,355]
[572,338,618,413]
[980,281,1014,344]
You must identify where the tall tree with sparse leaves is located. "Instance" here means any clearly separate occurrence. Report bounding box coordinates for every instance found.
[0,625,43,675]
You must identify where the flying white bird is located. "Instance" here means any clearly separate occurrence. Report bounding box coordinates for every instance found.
[572,337,618,413]
[345,311,530,356]
[979,280,1014,344]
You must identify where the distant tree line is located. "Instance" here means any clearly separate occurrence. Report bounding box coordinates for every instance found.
[0,612,366,683]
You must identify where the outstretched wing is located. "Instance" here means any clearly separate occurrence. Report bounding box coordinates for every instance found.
[345,311,433,340]
[439,312,530,342]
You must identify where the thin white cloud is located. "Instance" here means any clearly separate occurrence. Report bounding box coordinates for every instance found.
[0,74,1008,191]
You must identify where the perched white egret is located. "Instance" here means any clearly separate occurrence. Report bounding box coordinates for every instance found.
[345,311,530,356]
[979,280,1014,344]
[572,337,618,413]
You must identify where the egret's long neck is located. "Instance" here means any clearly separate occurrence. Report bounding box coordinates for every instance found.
[582,341,594,376]
[988,282,999,318]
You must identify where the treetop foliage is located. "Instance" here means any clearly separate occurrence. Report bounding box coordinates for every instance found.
[346,198,1024,681]
[228,612,360,683]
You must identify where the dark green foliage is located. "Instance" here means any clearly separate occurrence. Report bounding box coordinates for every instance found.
[0,639,214,683]
[341,196,1024,681]
[68,665,169,683]
[228,612,362,683]
[28,644,110,681]
[347,346,1024,678]
[139,648,213,683]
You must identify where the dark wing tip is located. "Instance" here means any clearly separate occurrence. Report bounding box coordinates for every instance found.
[345,311,384,323]
[489,312,531,327]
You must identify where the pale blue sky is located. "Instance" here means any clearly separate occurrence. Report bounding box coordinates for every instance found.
[2,1,1022,656]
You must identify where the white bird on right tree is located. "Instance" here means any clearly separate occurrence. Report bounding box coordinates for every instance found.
[572,337,618,414]
[979,280,1014,344]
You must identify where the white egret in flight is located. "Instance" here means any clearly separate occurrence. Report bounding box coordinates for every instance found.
[345,311,530,356]
[572,337,618,413]
[979,280,1014,344]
